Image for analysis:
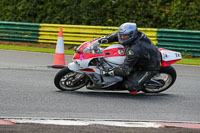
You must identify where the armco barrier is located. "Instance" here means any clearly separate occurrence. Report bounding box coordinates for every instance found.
[38,23,118,46]
[157,29,200,56]
[38,24,157,46]
[0,21,200,56]
[0,21,157,47]
[0,21,39,42]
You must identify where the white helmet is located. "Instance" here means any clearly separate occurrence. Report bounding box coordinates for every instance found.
[118,23,138,45]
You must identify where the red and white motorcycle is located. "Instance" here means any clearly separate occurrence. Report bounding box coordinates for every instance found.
[54,38,182,93]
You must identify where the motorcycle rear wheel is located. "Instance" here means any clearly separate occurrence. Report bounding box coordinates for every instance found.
[142,66,176,93]
[54,67,88,91]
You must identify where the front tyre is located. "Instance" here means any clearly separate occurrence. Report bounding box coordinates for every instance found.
[142,66,177,93]
[54,67,88,91]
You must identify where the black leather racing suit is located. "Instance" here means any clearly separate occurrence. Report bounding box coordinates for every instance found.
[106,31,161,92]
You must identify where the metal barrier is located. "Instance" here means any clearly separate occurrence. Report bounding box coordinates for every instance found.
[0,21,157,46]
[39,24,157,46]
[0,21,199,56]
[157,29,200,56]
[38,24,118,46]
[0,21,39,42]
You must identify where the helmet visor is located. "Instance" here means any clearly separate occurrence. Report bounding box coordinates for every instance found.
[118,33,131,43]
[119,34,130,41]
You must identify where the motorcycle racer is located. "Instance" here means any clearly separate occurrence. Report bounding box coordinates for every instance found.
[99,22,161,93]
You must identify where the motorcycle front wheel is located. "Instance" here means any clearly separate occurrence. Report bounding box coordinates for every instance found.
[142,66,177,93]
[54,67,88,91]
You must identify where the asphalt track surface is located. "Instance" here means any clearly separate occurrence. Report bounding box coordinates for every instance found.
[0,49,200,132]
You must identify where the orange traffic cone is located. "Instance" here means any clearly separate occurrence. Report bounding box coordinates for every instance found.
[48,28,65,69]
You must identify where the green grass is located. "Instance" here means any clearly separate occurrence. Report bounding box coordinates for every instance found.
[0,44,74,55]
[0,44,200,66]
[175,58,200,66]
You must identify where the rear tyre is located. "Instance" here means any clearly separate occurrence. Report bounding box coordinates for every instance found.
[142,66,176,93]
[54,67,88,91]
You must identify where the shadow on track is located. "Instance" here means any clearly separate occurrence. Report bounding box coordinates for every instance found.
[54,90,176,101]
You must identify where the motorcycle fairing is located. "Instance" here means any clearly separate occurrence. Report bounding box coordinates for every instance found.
[68,62,123,88]
[73,54,103,68]
[86,73,123,89]
[73,53,103,60]
[68,62,80,71]
[159,48,182,67]
[102,44,126,65]
[73,44,126,68]
[76,40,95,52]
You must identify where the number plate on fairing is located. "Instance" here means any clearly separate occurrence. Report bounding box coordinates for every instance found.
[159,48,182,61]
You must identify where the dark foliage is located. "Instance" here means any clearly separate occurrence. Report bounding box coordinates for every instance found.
[0,0,199,30]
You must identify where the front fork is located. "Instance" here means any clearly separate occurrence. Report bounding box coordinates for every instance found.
[68,62,102,88]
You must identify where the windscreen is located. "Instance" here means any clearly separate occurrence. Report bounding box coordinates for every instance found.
[77,40,101,54]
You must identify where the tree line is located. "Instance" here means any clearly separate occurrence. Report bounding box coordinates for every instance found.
[0,0,199,30]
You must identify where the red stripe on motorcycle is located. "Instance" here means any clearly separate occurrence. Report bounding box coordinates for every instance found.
[80,68,95,72]
[73,53,103,60]
[103,48,125,58]
[73,48,125,60]
[77,40,96,52]
[158,48,171,51]
[161,59,181,67]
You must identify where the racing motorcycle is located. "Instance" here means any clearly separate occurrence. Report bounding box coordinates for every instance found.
[54,38,182,93]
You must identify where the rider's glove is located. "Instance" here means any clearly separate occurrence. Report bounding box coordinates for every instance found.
[98,37,108,44]
[102,68,115,76]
